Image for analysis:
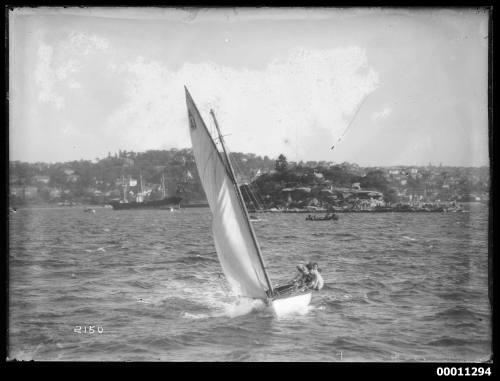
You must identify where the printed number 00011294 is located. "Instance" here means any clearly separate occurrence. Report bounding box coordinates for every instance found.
[437,367,491,376]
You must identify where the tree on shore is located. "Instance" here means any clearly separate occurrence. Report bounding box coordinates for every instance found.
[360,170,390,192]
[275,154,288,172]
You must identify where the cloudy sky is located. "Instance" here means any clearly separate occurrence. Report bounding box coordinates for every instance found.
[9,7,489,166]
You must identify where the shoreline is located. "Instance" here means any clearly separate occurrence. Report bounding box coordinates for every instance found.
[250,202,484,213]
[252,209,470,214]
[9,201,485,213]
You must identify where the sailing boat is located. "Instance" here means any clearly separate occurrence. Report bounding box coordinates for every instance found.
[185,86,312,316]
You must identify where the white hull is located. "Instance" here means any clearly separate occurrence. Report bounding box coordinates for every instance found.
[271,292,312,317]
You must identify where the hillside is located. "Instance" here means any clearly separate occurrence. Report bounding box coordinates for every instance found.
[9,150,489,208]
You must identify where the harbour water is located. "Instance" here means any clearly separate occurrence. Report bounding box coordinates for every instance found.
[8,204,491,361]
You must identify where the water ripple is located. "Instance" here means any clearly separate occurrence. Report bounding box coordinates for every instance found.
[8,205,491,361]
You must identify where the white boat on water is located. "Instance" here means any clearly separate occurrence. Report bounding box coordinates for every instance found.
[185,87,313,317]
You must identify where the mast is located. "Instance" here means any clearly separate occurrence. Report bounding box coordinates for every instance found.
[209,109,274,296]
[161,173,166,198]
[122,174,127,202]
[140,172,144,202]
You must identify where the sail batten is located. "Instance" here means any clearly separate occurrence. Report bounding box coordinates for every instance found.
[185,87,271,300]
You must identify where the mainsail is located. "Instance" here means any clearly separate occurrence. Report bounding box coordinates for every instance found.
[185,87,272,299]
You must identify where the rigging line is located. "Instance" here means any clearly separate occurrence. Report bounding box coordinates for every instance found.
[246,181,264,211]
[247,181,266,210]
[240,165,267,210]
[213,133,232,144]
[250,173,268,210]
[331,92,371,150]
[232,160,267,210]
[247,183,264,210]
[233,158,257,205]
[227,149,260,210]
[228,148,265,210]
[243,184,259,210]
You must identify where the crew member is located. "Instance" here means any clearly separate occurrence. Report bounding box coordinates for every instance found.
[307,263,324,291]
[292,264,310,287]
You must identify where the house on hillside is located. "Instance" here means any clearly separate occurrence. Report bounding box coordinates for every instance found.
[314,172,324,180]
[67,174,79,183]
[388,168,401,175]
[33,175,50,184]
[49,188,62,199]
[10,186,38,199]
[345,190,385,209]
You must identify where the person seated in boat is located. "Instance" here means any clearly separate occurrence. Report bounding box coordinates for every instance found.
[307,263,324,291]
[273,264,310,296]
[292,264,310,287]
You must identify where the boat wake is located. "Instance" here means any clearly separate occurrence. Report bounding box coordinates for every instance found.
[140,278,268,319]
[181,298,267,320]
[220,298,267,318]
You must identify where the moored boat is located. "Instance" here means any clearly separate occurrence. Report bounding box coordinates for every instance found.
[306,213,338,221]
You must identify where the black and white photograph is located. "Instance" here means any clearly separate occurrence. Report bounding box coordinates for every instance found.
[7,7,492,364]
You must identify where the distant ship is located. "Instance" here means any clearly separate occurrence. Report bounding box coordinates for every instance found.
[110,196,182,210]
[110,173,182,210]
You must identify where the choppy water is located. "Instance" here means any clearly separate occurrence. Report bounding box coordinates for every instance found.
[8,204,491,361]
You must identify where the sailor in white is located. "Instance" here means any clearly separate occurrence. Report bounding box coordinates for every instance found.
[308,263,324,291]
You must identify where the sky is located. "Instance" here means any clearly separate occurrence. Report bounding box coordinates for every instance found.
[9,7,490,166]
